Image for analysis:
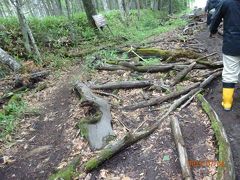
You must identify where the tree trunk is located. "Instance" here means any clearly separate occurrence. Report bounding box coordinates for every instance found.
[168,0,172,14]
[0,47,21,72]
[11,0,42,62]
[82,0,97,28]
[101,0,109,11]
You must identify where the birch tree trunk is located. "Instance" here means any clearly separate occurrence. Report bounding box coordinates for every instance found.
[0,47,21,72]
[11,0,42,62]
[101,0,109,11]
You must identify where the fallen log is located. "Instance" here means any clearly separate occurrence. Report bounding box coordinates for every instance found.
[197,94,235,180]
[172,62,196,86]
[90,80,153,90]
[96,64,130,71]
[132,48,201,61]
[0,47,21,72]
[171,116,193,180]
[14,70,50,88]
[124,71,222,111]
[124,82,200,110]
[83,87,198,172]
[119,62,174,73]
[75,82,114,150]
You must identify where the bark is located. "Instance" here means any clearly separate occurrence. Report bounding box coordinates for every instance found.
[171,117,193,180]
[171,62,196,86]
[124,82,200,110]
[118,0,125,22]
[119,62,174,73]
[14,70,50,88]
[101,0,109,11]
[96,64,130,71]
[126,48,201,61]
[90,80,153,90]
[0,47,21,72]
[197,95,235,180]
[82,0,97,28]
[75,82,114,150]
[11,0,42,62]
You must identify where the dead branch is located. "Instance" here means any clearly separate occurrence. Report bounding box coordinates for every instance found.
[172,62,196,86]
[0,47,21,72]
[93,91,122,101]
[90,80,153,90]
[75,82,114,150]
[96,64,130,71]
[171,116,193,180]
[119,62,174,73]
[124,82,200,110]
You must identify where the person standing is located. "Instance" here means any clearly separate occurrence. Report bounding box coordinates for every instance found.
[205,0,221,25]
[210,0,240,110]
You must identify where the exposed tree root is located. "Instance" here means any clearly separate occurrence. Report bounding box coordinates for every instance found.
[75,82,114,150]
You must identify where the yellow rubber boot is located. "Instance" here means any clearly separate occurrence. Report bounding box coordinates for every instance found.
[222,88,234,111]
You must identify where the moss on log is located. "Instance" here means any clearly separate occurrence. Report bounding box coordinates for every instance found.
[197,94,235,180]
[133,48,201,61]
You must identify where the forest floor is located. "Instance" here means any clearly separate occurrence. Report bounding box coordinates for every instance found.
[0,18,239,180]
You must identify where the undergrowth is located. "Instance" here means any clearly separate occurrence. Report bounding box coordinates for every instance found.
[0,10,187,73]
[0,94,26,140]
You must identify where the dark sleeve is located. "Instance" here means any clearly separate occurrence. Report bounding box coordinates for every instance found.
[209,1,226,34]
[205,0,209,12]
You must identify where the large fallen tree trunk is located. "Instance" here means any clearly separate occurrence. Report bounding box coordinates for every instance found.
[90,80,153,90]
[171,116,193,180]
[0,47,21,72]
[75,82,114,150]
[197,94,235,180]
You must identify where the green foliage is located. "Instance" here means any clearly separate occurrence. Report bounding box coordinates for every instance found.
[0,94,26,140]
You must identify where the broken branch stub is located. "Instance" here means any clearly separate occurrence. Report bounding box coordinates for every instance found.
[75,82,114,150]
[0,47,21,72]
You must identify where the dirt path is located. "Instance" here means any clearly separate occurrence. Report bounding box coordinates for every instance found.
[196,28,240,177]
[0,67,80,179]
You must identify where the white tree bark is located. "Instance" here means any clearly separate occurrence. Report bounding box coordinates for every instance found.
[101,0,109,11]
[0,47,21,72]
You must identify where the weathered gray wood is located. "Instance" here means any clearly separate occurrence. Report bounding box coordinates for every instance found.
[172,62,196,86]
[120,62,174,73]
[197,95,235,180]
[171,116,193,180]
[90,80,153,90]
[0,47,21,72]
[75,82,114,150]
